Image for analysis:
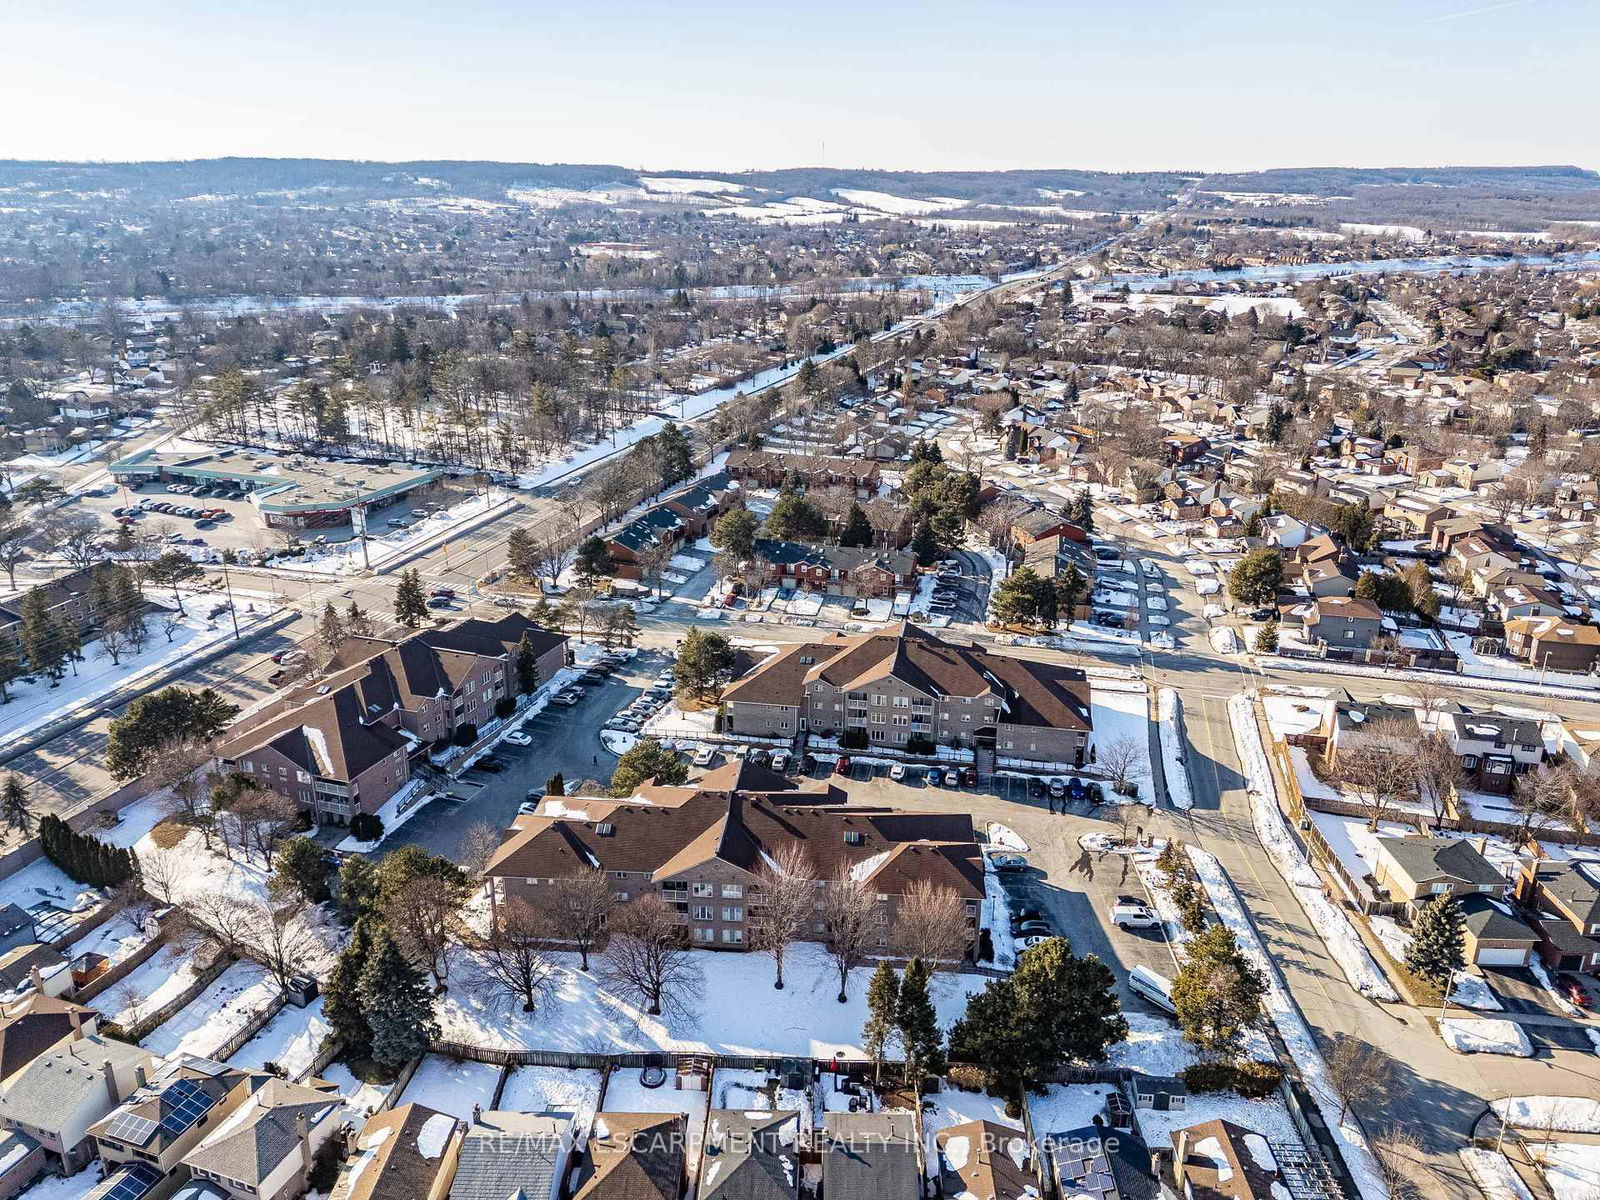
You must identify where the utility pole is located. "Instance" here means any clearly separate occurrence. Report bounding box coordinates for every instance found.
[220,561,242,642]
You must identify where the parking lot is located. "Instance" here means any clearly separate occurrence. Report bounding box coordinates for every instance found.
[379,648,676,859]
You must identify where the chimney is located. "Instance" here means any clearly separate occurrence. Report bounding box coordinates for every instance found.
[67,1005,82,1038]
[101,1058,119,1105]
[28,966,43,993]
[297,1109,312,1169]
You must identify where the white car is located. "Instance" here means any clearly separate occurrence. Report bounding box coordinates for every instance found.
[691,747,717,767]
[1112,901,1161,930]
[502,732,533,747]
[889,763,908,781]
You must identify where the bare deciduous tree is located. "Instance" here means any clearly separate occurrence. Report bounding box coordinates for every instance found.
[892,880,970,973]
[473,899,558,1013]
[179,889,255,959]
[137,847,184,905]
[751,844,817,990]
[546,870,617,972]
[601,893,704,1019]
[1098,734,1147,797]
[457,822,504,880]
[241,896,323,990]
[1336,718,1418,830]
[1324,1035,1395,1121]
[388,875,466,993]
[822,870,884,1003]
[1372,1127,1424,1200]
[1412,732,1464,827]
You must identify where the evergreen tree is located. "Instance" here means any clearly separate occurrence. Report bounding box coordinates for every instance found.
[336,854,379,923]
[654,422,693,489]
[393,569,429,628]
[1406,896,1466,990]
[270,837,329,904]
[1056,564,1085,622]
[675,627,734,702]
[910,519,940,566]
[574,537,612,586]
[1068,493,1094,532]
[897,957,945,1086]
[609,738,690,795]
[346,601,374,637]
[862,961,900,1082]
[763,493,827,542]
[359,931,440,1072]
[506,527,538,582]
[909,439,943,463]
[1227,549,1283,606]
[1171,924,1266,1057]
[1254,621,1280,653]
[990,567,1045,627]
[317,601,345,648]
[546,773,565,796]
[0,774,31,836]
[515,632,540,694]
[323,920,375,1058]
[18,588,69,682]
[839,504,874,548]
[710,507,759,561]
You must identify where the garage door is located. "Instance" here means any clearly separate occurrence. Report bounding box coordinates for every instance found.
[1476,946,1529,967]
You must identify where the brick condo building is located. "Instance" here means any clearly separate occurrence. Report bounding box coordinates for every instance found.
[483,760,984,951]
[720,622,1093,766]
[213,615,567,824]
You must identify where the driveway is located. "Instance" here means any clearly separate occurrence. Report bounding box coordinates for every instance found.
[1482,966,1578,1019]
[381,648,675,859]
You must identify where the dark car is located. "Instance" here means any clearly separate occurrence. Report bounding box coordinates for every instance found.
[961,766,979,787]
[1027,777,1046,797]
[1087,781,1106,804]
[834,756,852,776]
[427,596,452,608]
[1557,975,1590,1008]
[474,758,504,774]
[1011,907,1043,925]
[1246,607,1276,621]
[1068,777,1087,802]
[579,671,606,684]
[991,854,1028,873]
[431,587,457,599]
[748,748,771,767]
[798,753,817,774]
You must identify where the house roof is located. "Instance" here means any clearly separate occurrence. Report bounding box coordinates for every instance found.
[822,1113,920,1200]
[449,1112,570,1200]
[1049,1126,1156,1200]
[1375,837,1505,888]
[0,944,67,994]
[1457,895,1538,943]
[1526,860,1600,927]
[214,683,409,783]
[574,1113,685,1200]
[1172,1119,1281,1200]
[0,993,95,1082]
[332,1103,460,1200]
[937,1119,1034,1200]
[1312,595,1381,621]
[183,1077,343,1185]
[1505,617,1600,646]
[0,1035,149,1131]
[0,905,33,939]
[755,540,914,577]
[700,1110,800,1200]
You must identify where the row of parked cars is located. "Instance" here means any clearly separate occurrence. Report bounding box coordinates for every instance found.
[602,658,673,729]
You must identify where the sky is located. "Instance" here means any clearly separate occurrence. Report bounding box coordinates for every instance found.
[0,0,1592,174]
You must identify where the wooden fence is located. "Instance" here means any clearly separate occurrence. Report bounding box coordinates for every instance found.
[118,954,231,1043]
[74,933,168,1005]
[214,988,288,1063]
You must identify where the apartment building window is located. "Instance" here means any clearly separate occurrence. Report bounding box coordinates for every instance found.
[695,928,714,942]
[722,885,744,898]
[893,730,907,744]
[870,694,886,707]
[692,883,714,897]
[618,892,630,902]
[722,929,745,945]
[693,906,714,921]
[893,696,908,708]
[722,907,744,922]
[871,713,886,725]
[892,715,908,727]
[870,728,885,742]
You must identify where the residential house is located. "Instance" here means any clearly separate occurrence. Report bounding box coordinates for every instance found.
[1383,495,1451,538]
[484,760,984,952]
[720,623,1093,766]
[1169,1120,1285,1200]
[1302,596,1383,650]
[1292,559,1356,599]
[1317,699,1417,763]
[1046,1125,1156,1200]
[937,1120,1035,1200]
[0,945,72,1001]
[822,1114,920,1200]
[215,617,568,822]
[699,1111,799,1200]
[752,541,915,599]
[1009,508,1080,547]
[1488,583,1565,624]
[1514,859,1600,973]
[448,1112,570,1200]
[181,1077,345,1200]
[1433,710,1544,793]
[1439,459,1506,492]
[0,566,108,655]
[724,451,879,494]
[1503,617,1600,675]
[0,995,98,1089]
[606,507,690,579]
[1454,894,1539,968]
[0,1035,153,1174]
[572,1113,685,1200]
[0,909,36,959]
[659,473,736,539]
[1372,837,1508,914]
[92,1057,271,1181]
[331,1104,462,1200]
[1160,434,1210,465]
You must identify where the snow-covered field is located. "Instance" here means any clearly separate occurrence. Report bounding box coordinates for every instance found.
[434,942,986,1057]
[64,911,151,969]
[1538,1143,1600,1200]
[320,1062,391,1120]
[228,997,331,1078]
[1439,1017,1532,1056]
[143,960,279,1060]
[500,1065,603,1127]
[99,944,205,1027]
[1156,688,1193,810]
[1460,1148,1534,1200]
[1493,1096,1600,1133]
[1089,683,1154,800]
[398,1054,501,1121]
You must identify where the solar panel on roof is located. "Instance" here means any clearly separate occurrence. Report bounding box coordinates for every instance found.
[185,1057,230,1077]
[103,1112,158,1147]
[89,1161,163,1200]
[158,1079,218,1136]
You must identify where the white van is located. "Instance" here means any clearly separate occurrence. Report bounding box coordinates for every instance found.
[1128,965,1177,1014]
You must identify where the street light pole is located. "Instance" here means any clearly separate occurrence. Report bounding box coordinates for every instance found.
[220,561,242,641]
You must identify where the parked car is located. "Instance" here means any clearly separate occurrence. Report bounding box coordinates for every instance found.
[1016,934,1052,950]
[834,756,852,776]
[770,751,790,773]
[960,766,978,787]
[431,587,456,598]
[579,670,606,684]
[473,759,505,774]
[991,854,1028,873]
[552,693,580,707]
[1557,974,1590,1008]
[925,767,943,787]
[691,747,717,767]
[1027,777,1046,797]
[502,732,533,747]
[1111,898,1161,930]
[605,717,640,732]
[1048,778,1067,799]
[798,753,817,774]
[427,597,452,609]
[1086,781,1106,804]
[889,763,908,782]
[747,748,771,767]
[1014,920,1054,937]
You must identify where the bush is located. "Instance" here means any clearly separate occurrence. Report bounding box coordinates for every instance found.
[348,812,385,844]
[905,734,936,756]
[452,723,478,747]
[494,697,516,719]
[977,928,994,963]
[839,728,868,750]
[1182,1060,1282,1098]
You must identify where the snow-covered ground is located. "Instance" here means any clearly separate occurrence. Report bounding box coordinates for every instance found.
[99,944,206,1027]
[1460,1148,1534,1200]
[1106,1011,1195,1076]
[1156,688,1193,810]
[922,1088,1022,1178]
[12,1169,107,1200]
[434,942,986,1057]
[143,960,279,1060]
[1493,1097,1600,1133]
[320,1062,391,1121]
[335,777,430,853]
[228,997,330,1078]
[601,1067,712,1174]
[289,491,517,576]
[1186,848,1389,1200]
[500,1065,603,1127]
[1439,1017,1531,1056]
[398,1054,501,1121]
[1367,916,1501,1009]
[0,856,103,942]
[64,911,151,970]
[1089,683,1154,801]
[1537,1143,1600,1200]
